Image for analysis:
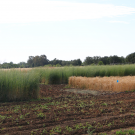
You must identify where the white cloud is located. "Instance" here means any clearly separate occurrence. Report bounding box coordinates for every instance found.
[0,0,135,23]
[109,21,129,24]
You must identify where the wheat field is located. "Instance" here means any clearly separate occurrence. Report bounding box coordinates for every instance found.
[68,76,135,92]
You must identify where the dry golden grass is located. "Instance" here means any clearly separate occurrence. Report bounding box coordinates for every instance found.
[0,68,32,73]
[68,76,135,92]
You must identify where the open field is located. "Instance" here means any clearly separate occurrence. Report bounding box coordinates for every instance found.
[1,84,135,134]
[1,65,135,134]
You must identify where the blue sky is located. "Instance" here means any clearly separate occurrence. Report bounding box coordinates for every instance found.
[0,0,135,64]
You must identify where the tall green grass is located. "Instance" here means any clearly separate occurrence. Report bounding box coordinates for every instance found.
[34,64,135,84]
[0,69,40,102]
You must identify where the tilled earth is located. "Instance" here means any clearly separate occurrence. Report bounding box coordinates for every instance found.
[0,84,135,135]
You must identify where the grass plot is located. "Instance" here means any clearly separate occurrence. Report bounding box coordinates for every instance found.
[0,69,40,102]
[69,76,135,92]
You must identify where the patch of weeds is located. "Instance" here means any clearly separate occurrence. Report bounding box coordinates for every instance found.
[20,115,25,119]
[101,102,107,106]
[43,123,45,127]
[1,127,6,130]
[7,115,12,119]
[16,118,19,122]
[115,129,127,135]
[64,85,71,88]
[127,129,135,134]
[87,126,95,135]
[67,109,71,111]
[13,109,20,113]
[53,125,62,133]
[41,104,49,110]
[19,126,22,129]
[0,115,6,120]
[117,101,123,104]
[42,129,47,134]
[37,113,44,118]
[100,109,103,113]
[132,90,135,92]
[65,126,73,132]
[120,108,123,113]
[96,122,103,128]
[120,119,125,123]
[0,121,3,125]
[74,124,80,130]
[107,123,112,127]
[25,112,30,117]
[31,130,36,135]
[90,101,95,106]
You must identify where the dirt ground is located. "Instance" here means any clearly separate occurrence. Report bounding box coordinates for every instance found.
[1,84,135,135]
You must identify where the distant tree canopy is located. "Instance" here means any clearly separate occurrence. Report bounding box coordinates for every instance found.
[0,52,135,69]
[0,62,20,68]
[126,52,135,63]
[84,55,128,65]
[27,55,49,67]
[84,56,101,65]
[49,58,82,66]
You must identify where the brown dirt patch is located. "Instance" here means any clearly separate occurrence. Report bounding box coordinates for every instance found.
[0,84,135,135]
[61,88,119,96]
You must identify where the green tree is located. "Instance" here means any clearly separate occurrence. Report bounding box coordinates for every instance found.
[27,56,34,67]
[84,57,94,65]
[126,52,135,63]
[98,61,104,65]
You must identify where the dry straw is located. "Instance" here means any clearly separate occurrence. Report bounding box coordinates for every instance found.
[68,76,135,92]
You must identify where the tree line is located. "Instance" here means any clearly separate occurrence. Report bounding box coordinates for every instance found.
[0,52,135,68]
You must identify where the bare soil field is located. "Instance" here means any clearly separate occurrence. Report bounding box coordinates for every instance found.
[1,84,135,135]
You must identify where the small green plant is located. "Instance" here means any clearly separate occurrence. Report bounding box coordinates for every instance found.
[43,123,45,127]
[20,115,24,119]
[19,126,22,129]
[120,119,125,123]
[53,125,62,133]
[37,113,44,118]
[65,126,73,132]
[74,124,80,130]
[87,126,95,135]
[0,115,6,120]
[25,112,30,117]
[107,123,112,127]
[120,108,123,112]
[42,129,47,134]
[101,102,107,106]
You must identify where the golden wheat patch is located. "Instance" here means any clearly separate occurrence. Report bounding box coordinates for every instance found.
[68,76,135,92]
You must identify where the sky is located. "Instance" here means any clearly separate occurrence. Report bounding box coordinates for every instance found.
[0,0,135,64]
